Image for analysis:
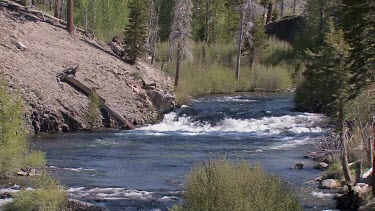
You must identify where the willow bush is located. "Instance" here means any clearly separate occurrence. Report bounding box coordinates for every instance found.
[0,76,45,177]
[173,158,302,211]
[4,176,67,211]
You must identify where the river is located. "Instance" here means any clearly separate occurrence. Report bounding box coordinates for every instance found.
[2,93,338,210]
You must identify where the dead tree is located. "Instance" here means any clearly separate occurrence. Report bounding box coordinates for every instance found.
[339,99,353,183]
[169,0,193,87]
[236,0,256,88]
[266,0,275,23]
[66,0,74,33]
[146,0,160,64]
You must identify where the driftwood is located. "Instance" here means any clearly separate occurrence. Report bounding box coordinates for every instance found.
[58,67,135,130]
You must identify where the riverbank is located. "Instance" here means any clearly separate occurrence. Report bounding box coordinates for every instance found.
[0,5,175,134]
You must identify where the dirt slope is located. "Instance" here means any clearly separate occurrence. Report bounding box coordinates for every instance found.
[0,8,174,133]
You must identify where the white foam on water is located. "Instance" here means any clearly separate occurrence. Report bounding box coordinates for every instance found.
[137,112,326,137]
[62,167,97,172]
[194,96,257,103]
[0,198,13,207]
[68,187,155,201]
[311,191,335,198]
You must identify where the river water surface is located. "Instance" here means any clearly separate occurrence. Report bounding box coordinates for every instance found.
[3,93,338,210]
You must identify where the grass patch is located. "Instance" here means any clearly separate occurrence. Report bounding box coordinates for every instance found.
[173,158,302,211]
[161,38,296,104]
[4,176,67,211]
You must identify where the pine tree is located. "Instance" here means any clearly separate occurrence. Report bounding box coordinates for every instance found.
[341,0,375,98]
[124,0,149,65]
[295,21,350,116]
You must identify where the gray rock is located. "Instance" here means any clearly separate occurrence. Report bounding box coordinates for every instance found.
[28,168,37,176]
[290,162,304,170]
[16,41,27,51]
[16,171,28,176]
[314,162,329,170]
[142,78,157,90]
[146,89,174,113]
[320,179,338,189]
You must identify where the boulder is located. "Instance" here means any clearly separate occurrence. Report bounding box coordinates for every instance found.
[142,79,157,90]
[290,162,304,170]
[320,179,338,189]
[146,89,174,113]
[313,162,329,170]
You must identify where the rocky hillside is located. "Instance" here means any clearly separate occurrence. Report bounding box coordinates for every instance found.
[0,6,175,133]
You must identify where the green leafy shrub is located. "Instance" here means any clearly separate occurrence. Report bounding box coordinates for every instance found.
[23,150,46,168]
[0,76,47,177]
[86,92,101,130]
[174,158,302,211]
[4,176,67,211]
[326,162,343,179]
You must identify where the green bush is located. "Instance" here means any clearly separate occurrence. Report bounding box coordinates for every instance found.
[0,77,28,177]
[86,92,101,130]
[4,176,67,211]
[174,158,302,211]
[0,76,46,177]
[23,150,46,169]
[326,162,343,179]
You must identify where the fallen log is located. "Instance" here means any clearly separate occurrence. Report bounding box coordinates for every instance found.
[60,73,135,130]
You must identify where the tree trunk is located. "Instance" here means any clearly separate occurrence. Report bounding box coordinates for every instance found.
[372,116,375,196]
[355,161,362,184]
[174,44,181,87]
[266,1,275,24]
[280,0,284,17]
[293,0,297,14]
[236,4,244,89]
[205,0,209,43]
[66,0,74,33]
[54,0,61,19]
[339,99,353,183]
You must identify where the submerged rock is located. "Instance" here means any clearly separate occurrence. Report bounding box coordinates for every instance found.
[314,162,329,170]
[320,179,338,189]
[290,162,304,170]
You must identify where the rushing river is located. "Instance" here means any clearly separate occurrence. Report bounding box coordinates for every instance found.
[2,93,338,210]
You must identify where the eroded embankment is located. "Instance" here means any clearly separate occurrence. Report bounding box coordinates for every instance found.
[0,6,175,133]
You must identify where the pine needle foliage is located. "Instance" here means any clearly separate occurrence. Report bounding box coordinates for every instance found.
[124,0,150,65]
[340,0,375,98]
[295,21,350,116]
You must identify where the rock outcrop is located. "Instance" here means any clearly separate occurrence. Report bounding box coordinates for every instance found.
[0,7,175,133]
